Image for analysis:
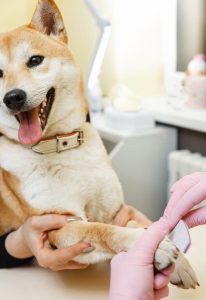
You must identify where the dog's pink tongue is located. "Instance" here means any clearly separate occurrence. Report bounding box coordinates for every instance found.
[18,108,42,145]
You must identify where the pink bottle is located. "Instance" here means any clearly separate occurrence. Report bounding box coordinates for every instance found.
[184,54,206,108]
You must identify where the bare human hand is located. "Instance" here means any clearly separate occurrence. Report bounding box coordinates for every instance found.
[6,214,93,271]
[113,204,152,227]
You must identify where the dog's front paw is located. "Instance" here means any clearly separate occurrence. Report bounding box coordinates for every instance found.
[154,238,199,289]
[154,237,179,271]
[170,252,199,289]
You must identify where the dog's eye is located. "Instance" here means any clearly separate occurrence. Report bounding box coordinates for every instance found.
[0,70,3,78]
[27,55,44,68]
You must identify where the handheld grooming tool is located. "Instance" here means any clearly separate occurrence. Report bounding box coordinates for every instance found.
[169,220,191,253]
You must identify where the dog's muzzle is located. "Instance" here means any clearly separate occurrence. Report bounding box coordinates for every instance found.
[3,89,26,111]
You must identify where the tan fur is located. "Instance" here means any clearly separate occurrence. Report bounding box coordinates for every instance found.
[0,170,39,234]
[30,0,68,44]
[0,0,199,290]
[48,221,148,265]
[80,75,89,115]
[0,27,73,60]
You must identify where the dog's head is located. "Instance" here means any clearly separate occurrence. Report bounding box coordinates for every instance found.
[0,0,88,145]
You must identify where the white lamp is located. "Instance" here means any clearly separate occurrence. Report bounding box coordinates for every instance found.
[85,0,111,113]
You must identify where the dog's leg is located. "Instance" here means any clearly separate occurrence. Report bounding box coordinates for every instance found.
[48,221,198,289]
[48,221,145,263]
[155,237,199,289]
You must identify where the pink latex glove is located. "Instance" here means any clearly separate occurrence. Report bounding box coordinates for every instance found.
[163,172,206,229]
[110,172,206,300]
[109,219,174,300]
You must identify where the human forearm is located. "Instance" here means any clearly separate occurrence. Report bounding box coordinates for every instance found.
[5,227,33,259]
[0,231,33,268]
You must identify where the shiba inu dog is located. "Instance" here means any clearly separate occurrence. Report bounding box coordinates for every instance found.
[0,0,198,289]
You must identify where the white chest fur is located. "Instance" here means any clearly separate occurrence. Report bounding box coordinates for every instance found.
[0,124,123,222]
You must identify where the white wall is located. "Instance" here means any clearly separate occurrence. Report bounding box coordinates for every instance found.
[0,0,165,99]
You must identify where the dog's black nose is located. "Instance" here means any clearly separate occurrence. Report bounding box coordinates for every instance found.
[3,89,26,111]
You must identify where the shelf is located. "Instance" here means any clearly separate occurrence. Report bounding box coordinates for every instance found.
[91,112,160,142]
[143,96,206,133]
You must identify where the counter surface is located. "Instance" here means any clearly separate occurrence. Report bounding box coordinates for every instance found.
[143,96,206,133]
[1,226,206,300]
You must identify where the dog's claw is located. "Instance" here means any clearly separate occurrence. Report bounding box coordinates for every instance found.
[154,238,199,289]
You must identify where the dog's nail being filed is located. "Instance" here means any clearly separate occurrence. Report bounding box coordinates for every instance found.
[82,247,96,254]
[67,216,82,222]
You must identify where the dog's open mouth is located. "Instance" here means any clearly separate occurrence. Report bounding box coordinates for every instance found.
[17,87,55,146]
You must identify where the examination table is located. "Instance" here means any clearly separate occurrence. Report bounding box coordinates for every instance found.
[0,225,206,300]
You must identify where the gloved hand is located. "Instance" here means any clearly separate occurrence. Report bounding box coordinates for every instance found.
[163,172,206,229]
[110,172,206,300]
[109,219,174,300]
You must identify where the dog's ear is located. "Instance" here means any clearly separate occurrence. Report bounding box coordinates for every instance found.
[29,0,68,44]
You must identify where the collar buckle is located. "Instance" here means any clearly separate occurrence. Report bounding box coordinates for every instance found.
[77,130,84,145]
[56,131,84,153]
[56,135,61,153]
[31,130,84,155]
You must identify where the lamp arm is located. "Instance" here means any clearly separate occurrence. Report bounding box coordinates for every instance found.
[85,0,111,28]
[84,0,111,112]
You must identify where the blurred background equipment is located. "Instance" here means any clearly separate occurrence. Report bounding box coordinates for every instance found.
[177,0,206,72]
[85,0,111,113]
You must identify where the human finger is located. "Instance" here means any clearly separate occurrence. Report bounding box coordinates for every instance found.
[183,206,206,228]
[29,214,70,232]
[165,173,205,215]
[37,242,92,269]
[161,264,175,276]
[154,274,170,290]
[112,205,131,226]
[130,208,152,226]
[168,179,206,226]
[154,264,175,289]
[129,219,170,263]
[154,286,169,300]
[112,205,151,227]
[170,173,204,194]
